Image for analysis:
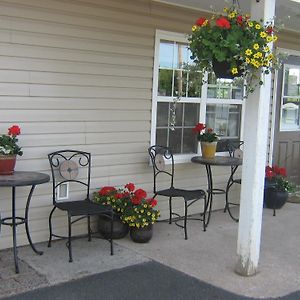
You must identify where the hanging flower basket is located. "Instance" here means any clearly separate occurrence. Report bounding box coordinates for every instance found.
[188,4,282,94]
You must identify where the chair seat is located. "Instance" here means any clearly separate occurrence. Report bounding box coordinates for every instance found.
[56,200,112,216]
[156,187,206,201]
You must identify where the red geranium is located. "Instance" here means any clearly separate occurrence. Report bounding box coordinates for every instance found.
[147,198,158,207]
[99,186,116,196]
[8,125,21,136]
[134,188,147,200]
[192,123,206,134]
[195,17,208,26]
[215,17,230,29]
[125,182,135,192]
[236,15,244,26]
[131,196,142,205]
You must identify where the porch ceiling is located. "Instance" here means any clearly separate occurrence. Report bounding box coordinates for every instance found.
[155,0,300,32]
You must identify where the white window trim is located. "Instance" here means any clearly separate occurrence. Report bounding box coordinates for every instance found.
[151,30,245,163]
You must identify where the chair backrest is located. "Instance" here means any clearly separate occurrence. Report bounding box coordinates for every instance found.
[148,145,175,193]
[48,150,91,205]
[226,140,244,158]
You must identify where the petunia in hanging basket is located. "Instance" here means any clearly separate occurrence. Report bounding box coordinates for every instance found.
[188,5,282,95]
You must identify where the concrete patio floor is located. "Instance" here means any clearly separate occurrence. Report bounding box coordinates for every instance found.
[0,202,299,299]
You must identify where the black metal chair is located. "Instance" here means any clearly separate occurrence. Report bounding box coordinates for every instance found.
[148,145,208,240]
[224,140,244,222]
[47,150,114,262]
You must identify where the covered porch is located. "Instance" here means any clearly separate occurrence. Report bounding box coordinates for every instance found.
[1,202,299,298]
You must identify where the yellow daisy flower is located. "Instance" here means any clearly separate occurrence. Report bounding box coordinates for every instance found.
[245,57,251,64]
[255,24,261,30]
[231,68,238,75]
[223,7,229,12]
[229,12,236,19]
[267,54,274,60]
[253,43,259,50]
[245,49,253,56]
[260,31,267,38]
[263,46,270,53]
[273,35,278,42]
[248,21,253,27]
[266,36,273,42]
[253,52,262,59]
[192,25,197,32]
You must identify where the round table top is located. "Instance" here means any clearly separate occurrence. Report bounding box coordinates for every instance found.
[191,156,242,166]
[0,171,50,187]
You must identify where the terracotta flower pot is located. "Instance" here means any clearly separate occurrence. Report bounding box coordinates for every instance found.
[0,155,17,175]
[200,142,217,159]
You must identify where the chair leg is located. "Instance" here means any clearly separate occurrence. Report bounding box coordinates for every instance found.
[68,214,73,263]
[110,214,114,255]
[202,195,207,232]
[48,206,56,248]
[169,197,172,224]
[88,215,91,241]
[184,200,188,240]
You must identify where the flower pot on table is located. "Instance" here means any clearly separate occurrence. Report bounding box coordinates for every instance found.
[0,155,17,175]
[200,142,217,159]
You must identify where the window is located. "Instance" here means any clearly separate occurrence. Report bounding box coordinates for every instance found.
[151,31,244,161]
[280,64,300,131]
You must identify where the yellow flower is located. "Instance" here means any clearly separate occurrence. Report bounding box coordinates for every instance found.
[253,43,259,50]
[143,204,147,208]
[136,224,140,228]
[255,24,261,30]
[273,35,278,42]
[229,12,236,19]
[247,21,253,27]
[223,7,229,12]
[245,57,250,64]
[267,54,274,60]
[140,209,144,213]
[231,68,238,75]
[266,36,273,42]
[203,20,209,26]
[263,60,270,67]
[192,25,197,32]
[260,31,267,38]
[142,218,146,222]
[147,212,151,216]
[253,52,262,58]
[245,49,253,56]
[263,46,270,52]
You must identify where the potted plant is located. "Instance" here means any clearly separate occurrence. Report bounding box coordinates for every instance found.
[188,5,281,95]
[93,184,134,239]
[264,165,295,211]
[121,188,160,243]
[0,125,23,175]
[192,123,219,159]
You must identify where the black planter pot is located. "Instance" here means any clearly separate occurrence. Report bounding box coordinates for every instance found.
[264,188,288,210]
[98,214,129,239]
[129,224,153,243]
[212,59,240,79]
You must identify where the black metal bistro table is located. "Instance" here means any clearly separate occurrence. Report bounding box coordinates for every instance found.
[0,171,50,273]
[191,156,242,226]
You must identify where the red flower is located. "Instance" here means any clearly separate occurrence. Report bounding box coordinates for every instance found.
[8,125,21,136]
[195,17,208,26]
[192,123,206,134]
[99,186,116,196]
[147,198,158,207]
[134,188,147,200]
[278,167,287,177]
[131,196,141,205]
[125,182,135,192]
[216,17,231,29]
[115,193,123,199]
[236,15,243,26]
[266,26,273,35]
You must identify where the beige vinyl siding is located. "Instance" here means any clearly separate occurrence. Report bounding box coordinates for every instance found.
[0,0,299,250]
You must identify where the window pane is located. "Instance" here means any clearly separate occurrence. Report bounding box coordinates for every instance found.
[184,103,200,126]
[159,41,174,68]
[156,129,168,147]
[169,128,182,154]
[183,128,197,153]
[206,104,241,139]
[280,97,300,130]
[157,103,169,127]
[174,70,187,97]
[158,69,173,96]
[187,71,202,97]
[284,67,300,97]
[174,43,189,69]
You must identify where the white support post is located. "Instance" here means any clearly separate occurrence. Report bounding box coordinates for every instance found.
[235,0,276,276]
